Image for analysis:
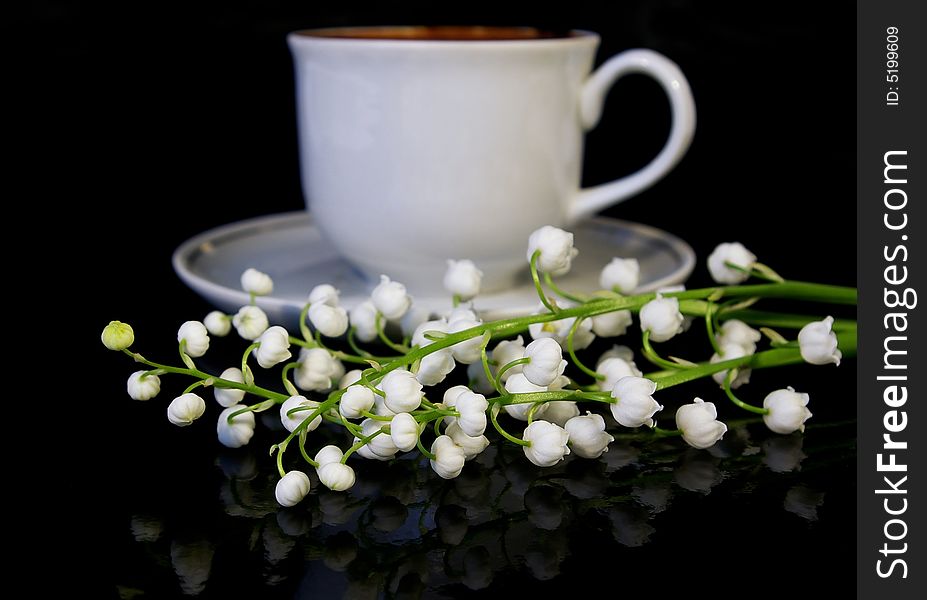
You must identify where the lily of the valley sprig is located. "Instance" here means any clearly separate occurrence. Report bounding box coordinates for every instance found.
[103,226,857,508]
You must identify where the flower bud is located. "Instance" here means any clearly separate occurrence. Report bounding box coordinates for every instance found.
[339,384,375,419]
[447,313,484,364]
[591,310,633,337]
[254,326,292,368]
[389,412,420,452]
[527,226,578,275]
[599,257,640,293]
[716,319,761,354]
[280,395,321,433]
[710,342,753,388]
[127,370,160,401]
[455,390,489,437]
[275,471,310,507]
[798,316,842,366]
[542,401,580,427]
[102,321,134,351]
[707,242,756,284]
[318,462,356,491]
[491,336,526,381]
[203,311,231,337]
[444,259,483,301]
[349,300,379,342]
[308,302,349,338]
[639,295,684,342]
[241,268,274,296]
[445,422,490,460]
[380,369,424,413]
[216,405,255,448]
[307,283,339,307]
[371,275,411,320]
[315,445,344,466]
[503,373,548,421]
[763,387,812,434]
[415,349,456,386]
[177,321,210,357]
[522,338,567,387]
[430,435,467,479]
[214,367,246,407]
[596,357,642,392]
[610,376,662,428]
[675,398,727,449]
[167,393,206,427]
[232,305,269,340]
[522,420,571,467]
[359,418,398,459]
[295,348,343,392]
[565,412,614,458]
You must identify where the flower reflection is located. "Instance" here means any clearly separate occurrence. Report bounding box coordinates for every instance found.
[632,480,673,513]
[524,485,566,531]
[523,530,570,580]
[121,423,851,595]
[170,538,214,596]
[323,531,359,572]
[435,504,469,545]
[608,504,656,547]
[784,485,825,521]
[461,546,494,590]
[129,514,163,543]
[674,450,724,493]
[762,434,807,473]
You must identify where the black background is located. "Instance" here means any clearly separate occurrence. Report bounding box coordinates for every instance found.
[20,1,857,596]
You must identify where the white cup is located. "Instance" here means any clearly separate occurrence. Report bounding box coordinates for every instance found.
[288,26,695,293]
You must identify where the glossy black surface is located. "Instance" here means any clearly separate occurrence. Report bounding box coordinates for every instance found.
[28,1,857,596]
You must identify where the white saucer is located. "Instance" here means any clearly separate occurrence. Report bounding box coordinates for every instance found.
[173,211,695,326]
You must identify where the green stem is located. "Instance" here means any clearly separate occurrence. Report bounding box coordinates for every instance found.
[641,330,688,371]
[566,316,601,380]
[342,428,384,462]
[489,404,530,447]
[530,250,559,314]
[723,371,769,415]
[375,312,410,354]
[299,302,313,342]
[122,349,288,402]
[705,303,723,355]
[543,271,586,303]
[298,431,320,468]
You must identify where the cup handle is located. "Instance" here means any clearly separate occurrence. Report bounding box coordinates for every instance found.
[569,49,696,223]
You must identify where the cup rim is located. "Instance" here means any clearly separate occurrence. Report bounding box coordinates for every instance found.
[288,25,599,47]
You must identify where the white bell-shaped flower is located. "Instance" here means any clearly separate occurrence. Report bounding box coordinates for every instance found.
[522,420,571,467]
[216,405,256,448]
[675,398,728,449]
[167,393,206,426]
[444,259,483,301]
[599,257,640,293]
[522,338,567,387]
[254,326,292,368]
[565,412,615,458]
[763,387,812,434]
[707,242,756,284]
[526,226,578,276]
[275,471,311,507]
[177,321,210,357]
[241,268,274,296]
[610,376,662,428]
[127,371,160,401]
[371,275,412,320]
[639,295,684,342]
[232,305,269,340]
[798,316,842,366]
